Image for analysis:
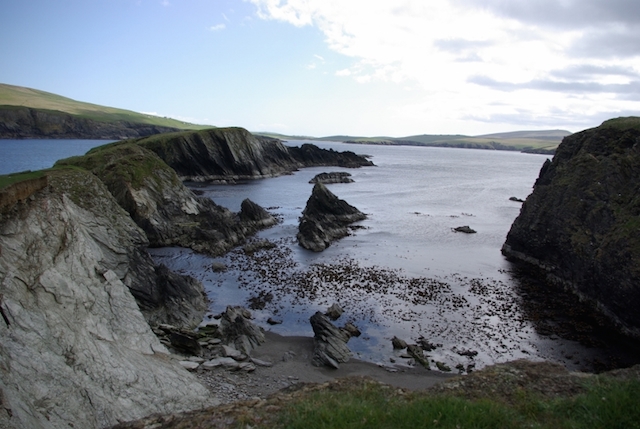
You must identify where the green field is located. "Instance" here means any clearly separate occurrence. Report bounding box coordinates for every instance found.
[0,83,211,130]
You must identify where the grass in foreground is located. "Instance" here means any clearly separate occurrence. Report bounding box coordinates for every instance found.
[244,377,640,429]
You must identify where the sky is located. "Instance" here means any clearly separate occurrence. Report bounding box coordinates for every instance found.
[1,0,639,137]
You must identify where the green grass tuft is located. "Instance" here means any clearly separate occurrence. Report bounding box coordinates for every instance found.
[260,377,640,429]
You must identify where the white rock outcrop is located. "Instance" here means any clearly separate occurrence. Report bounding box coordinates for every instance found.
[0,170,214,429]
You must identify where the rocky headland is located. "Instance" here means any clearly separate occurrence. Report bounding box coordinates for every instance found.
[55,142,278,256]
[502,117,640,337]
[309,171,355,184]
[0,127,376,428]
[128,127,374,182]
[297,183,367,252]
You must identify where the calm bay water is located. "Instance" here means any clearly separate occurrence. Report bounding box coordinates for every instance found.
[4,138,623,372]
[152,141,612,371]
[0,139,110,175]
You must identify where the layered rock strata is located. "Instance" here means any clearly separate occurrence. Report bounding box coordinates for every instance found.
[309,171,354,184]
[310,311,354,369]
[56,143,277,256]
[502,117,640,336]
[298,183,367,252]
[130,127,374,182]
[0,169,213,429]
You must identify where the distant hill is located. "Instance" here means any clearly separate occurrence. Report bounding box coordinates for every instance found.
[263,129,570,155]
[476,130,572,141]
[0,83,211,139]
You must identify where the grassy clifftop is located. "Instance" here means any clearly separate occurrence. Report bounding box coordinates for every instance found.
[0,83,210,130]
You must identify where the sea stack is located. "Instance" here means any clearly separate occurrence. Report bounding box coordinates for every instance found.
[502,117,640,337]
[297,183,366,252]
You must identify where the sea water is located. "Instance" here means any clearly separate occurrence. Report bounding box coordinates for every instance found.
[2,138,622,371]
[0,139,110,175]
[151,141,616,371]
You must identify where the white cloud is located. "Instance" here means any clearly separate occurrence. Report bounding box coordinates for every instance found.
[210,23,226,31]
[248,0,640,131]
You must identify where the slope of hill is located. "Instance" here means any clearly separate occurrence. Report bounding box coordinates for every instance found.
[260,130,570,154]
[0,83,211,139]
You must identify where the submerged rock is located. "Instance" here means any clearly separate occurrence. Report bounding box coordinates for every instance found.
[309,171,354,184]
[297,183,367,252]
[502,117,640,337]
[453,225,477,234]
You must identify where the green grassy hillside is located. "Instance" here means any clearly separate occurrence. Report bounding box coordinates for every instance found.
[261,130,569,154]
[0,83,210,130]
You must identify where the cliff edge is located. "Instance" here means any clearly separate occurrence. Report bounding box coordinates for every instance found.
[131,127,374,182]
[56,142,277,256]
[0,169,213,429]
[502,117,640,336]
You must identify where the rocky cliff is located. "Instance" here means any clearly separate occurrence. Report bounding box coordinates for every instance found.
[0,105,180,139]
[0,168,213,429]
[130,127,374,182]
[56,143,277,256]
[298,183,367,251]
[502,117,640,336]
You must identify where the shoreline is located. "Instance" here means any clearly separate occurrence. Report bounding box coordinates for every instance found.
[193,331,454,404]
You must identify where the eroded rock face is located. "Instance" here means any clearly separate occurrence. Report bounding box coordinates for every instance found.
[297,183,366,252]
[0,169,213,429]
[133,127,374,182]
[56,144,276,256]
[310,311,354,369]
[502,117,640,337]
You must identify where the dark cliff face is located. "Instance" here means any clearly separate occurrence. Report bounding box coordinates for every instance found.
[288,143,375,168]
[0,105,180,139]
[135,127,295,180]
[133,127,374,181]
[502,117,640,336]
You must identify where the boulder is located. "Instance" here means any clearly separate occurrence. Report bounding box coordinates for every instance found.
[392,336,408,350]
[218,306,266,354]
[453,225,476,234]
[297,183,367,252]
[502,117,640,337]
[325,303,344,320]
[239,198,278,228]
[407,344,431,369]
[310,311,353,368]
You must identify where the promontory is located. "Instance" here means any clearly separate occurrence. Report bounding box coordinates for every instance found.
[502,117,640,337]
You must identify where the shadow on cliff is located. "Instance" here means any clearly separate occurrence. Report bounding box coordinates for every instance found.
[510,263,640,373]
